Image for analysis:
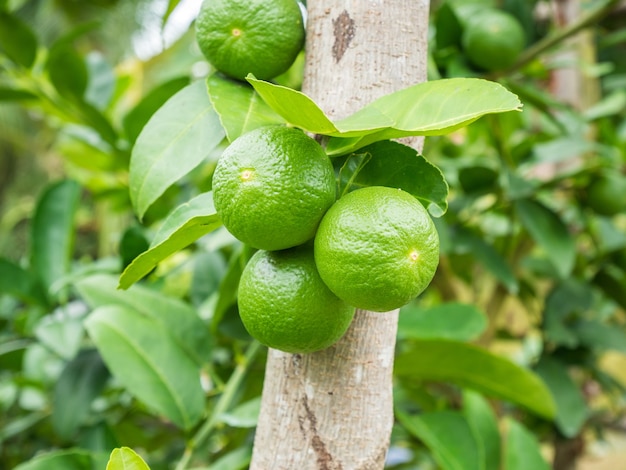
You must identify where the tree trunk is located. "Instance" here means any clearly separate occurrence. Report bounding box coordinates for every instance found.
[250,1,430,469]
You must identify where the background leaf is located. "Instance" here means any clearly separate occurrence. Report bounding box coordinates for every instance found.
[515,199,575,279]
[463,390,501,470]
[85,306,205,430]
[397,410,483,470]
[504,419,551,470]
[46,42,88,99]
[0,258,46,304]
[398,302,488,342]
[106,447,150,470]
[395,339,556,419]
[30,180,81,299]
[206,74,285,141]
[13,450,97,470]
[0,11,37,67]
[118,191,222,289]
[129,80,225,219]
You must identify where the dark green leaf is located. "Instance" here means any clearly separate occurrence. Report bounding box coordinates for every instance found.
[543,279,593,347]
[76,273,212,365]
[85,305,205,430]
[106,447,150,470]
[463,390,501,470]
[129,80,225,219]
[0,258,46,304]
[535,357,587,438]
[573,319,626,354]
[30,180,81,298]
[395,339,556,418]
[118,192,222,289]
[515,199,575,279]
[0,87,38,101]
[435,3,463,49]
[0,12,37,67]
[46,42,88,99]
[593,266,626,310]
[74,100,119,147]
[122,76,189,144]
[398,302,487,342]
[119,226,150,270]
[504,419,550,470]
[343,140,449,217]
[206,74,285,141]
[52,349,110,440]
[397,410,482,470]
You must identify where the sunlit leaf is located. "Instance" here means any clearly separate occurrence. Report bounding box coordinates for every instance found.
[85,306,204,430]
[395,339,556,418]
[504,419,550,470]
[118,191,222,289]
[106,447,150,470]
[129,80,225,219]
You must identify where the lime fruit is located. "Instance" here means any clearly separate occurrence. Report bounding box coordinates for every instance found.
[238,247,355,353]
[314,186,440,312]
[586,172,626,216]
[195,0,305,81]
[212,126,336,251]
[462,9,525,71]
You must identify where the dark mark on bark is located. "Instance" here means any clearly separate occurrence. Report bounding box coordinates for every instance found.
[299,394,342,470]
[332,10,355,63]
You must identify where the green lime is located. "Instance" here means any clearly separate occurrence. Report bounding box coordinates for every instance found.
[586,172,626,216]
[238,247,355,353]
[462,9,525,71]
[212,126,336,251]
[314,186,440,312]
[195,0,305,80]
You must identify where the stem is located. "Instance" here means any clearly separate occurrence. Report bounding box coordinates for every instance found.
[498,0,621,76]
[175,340,262,470]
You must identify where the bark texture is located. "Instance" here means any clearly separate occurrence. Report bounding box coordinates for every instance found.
[250,2,429,469]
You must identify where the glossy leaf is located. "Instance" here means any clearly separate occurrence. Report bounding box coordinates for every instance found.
[129,80,225,219]
[13,450,95,470]
[0,258,46,304]
[76,273,212,365]
[85,305,204,430]
[118,191,222,289]
[397,410,482,470]
[106,447,150,470]
[463,391,501,470]
[30,180,81,298]
[515,199,575,279]
[504,419,550,470]
[342,140,449,217]
[122,76,189,144]
[395,339,556,419]
[0,12,37,67]
[52,349,110,440]
[535,357,587,438]
[248,75,522,155]
[206,74,285,141]
[398,302,487,342]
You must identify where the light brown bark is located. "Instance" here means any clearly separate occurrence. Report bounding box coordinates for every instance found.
[250,2,430,469]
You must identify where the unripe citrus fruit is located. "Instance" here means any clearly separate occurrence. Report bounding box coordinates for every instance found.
[314,186,440,312]
[238,247,355,354]
[195,0,305,81]
[462,9,525,71]
[586,172,626,216]
[212,126,336,251]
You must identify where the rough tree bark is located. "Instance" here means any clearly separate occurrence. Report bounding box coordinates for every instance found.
[250,1,430,469]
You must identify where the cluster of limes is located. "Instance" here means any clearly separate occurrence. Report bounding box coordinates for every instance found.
[212,126,440,354]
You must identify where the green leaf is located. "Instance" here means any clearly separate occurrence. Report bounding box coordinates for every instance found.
[0,87,38,101]
[34,314,84,360]
[161,0,183,28]
[52,349,110,440]
[219,396,261,428]
[129,80,225,219]
[85,305,205,430]
[515,199,575,279]
[395,339,556,419]
[593,266,626,310]
[248,75,522,155]
[543,279,593,347]
[13,449,95,470]
[30,180,81,298]
[0,258,46,304]
[76,273,212,365]
[122,76,189,144]
[206,74,285,142]
[46,41,88,99]
[199,447,252,470]
[341,141,449,217]
[106,447,150,470]
[397,410,482,470]
[452,229,518,293]
[573,319,626,354]
[118,191,222,289]
[504,419,550,470]
[0,12,37,67]
[534,357,587,438]
[463,390,501,470]
[398,302,487,342]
